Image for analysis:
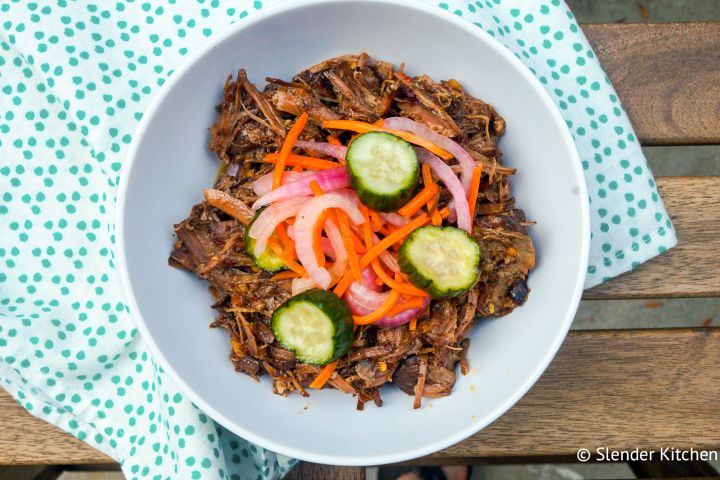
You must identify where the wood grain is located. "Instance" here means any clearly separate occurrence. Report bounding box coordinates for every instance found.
[2,329,718,465]
[0,390,114,465]
[584,177,720,299]
[285,463,365,480]
[430,328,720,461]
[584,23,720,145]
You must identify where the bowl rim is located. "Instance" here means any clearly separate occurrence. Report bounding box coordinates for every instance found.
[116,0,590,466]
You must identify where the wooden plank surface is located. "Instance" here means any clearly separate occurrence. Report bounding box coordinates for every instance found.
[431,327,720,461]
[285,463,365,480]
[2,328,718,465]
[585,177,720,299]
[584,23,720,145]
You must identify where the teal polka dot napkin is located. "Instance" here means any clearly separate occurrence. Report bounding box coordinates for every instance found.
[0,1,675,479]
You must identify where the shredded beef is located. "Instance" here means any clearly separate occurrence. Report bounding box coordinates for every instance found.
[169,53,535,408]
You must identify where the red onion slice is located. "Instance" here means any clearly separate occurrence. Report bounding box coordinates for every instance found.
[415,148,472,232]
[295,140,347,161]
[252,171,310,196]
[374,296,430,328]
[345,279,389,316]
[380,212,409,227]
[324,217,348,281]
[383,117,475,193]
[371,232,400,272]
[291,276,317,296]
[294,193,363,289]
[247,198,310,259]
[252,167,350,210]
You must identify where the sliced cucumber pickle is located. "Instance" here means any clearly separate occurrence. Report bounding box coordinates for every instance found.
[271,289,353,365]
[346,131,419,212]
[399,225,480,299]
[244,211,287,272]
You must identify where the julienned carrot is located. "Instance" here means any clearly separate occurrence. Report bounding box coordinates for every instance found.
[386,298,426,317]
[309,361,338,389]
[270,270,300,281]
[373,119,384,127]
[333,206,374,298]
[336,213,430,297]
[273,112,308,189]
[438,207,450,218]
[275,223,295,255]
[370,258,427,297]
[422,164,433,186]
[350,230,367,254]
[409,318,417,331]
[360,214,429,269]
[337,211,362,284]
[322,120,453,161]
[265,153,340,170]
[327,135,342,146]
[398,184,440,218]
[359,206,374,249]
[353,289,401,325]
[313,210,328,266]
[468,165,483,221]
[369,210,382,232]
[430,208,443,226]
[309,180,324,197]
[267,237,307,276]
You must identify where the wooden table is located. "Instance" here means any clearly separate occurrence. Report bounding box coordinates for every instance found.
[2,22,719,480]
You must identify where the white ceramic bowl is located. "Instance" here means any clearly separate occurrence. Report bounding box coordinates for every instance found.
[118,0,589,466]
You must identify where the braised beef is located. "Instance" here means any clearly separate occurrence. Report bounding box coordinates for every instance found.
[168,53,535,408]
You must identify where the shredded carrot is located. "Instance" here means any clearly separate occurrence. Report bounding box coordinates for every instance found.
[379,225,394,237]
[309,361,338,389]
[267,237,307,276]
[468,165,483,221]
[275,223,291,249]
[369,210,383,232]
[427,191,439,212]
[360,214,428,269]
[265,153,340,170]
[332,272,355,297]
[439,207,450,218]
[309,179,324,197]
[292,163,303,172]
[327,134,342,146]
[350,230,367,254]
[430,208,443,226]
[313,210,328,266]
[373,119,384,127]
[337,211,362,284]
[336,209,430,297]
[322,120,453,160]
[409,318,417,331]
[273,112,308,189]
[359,206,374,249]
[422,164,433,186]
[371,259,428,297]
[386,298,426,317]
[270,270,300,281]
[353,289,401,325]
[398,184,440,218]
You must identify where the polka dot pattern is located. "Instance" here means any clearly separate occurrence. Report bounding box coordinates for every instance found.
[0,1,675,478]
[0,1,293,479]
